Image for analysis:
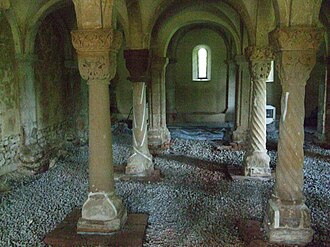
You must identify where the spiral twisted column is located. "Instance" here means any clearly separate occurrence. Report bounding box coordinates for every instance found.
[124,49,153,176]
[244,47,273,177]
[265,27,323,245]
[148,56,171,153]
[71,0,127,233]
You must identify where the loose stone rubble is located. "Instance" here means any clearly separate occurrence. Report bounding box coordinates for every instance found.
[0,132,329,246]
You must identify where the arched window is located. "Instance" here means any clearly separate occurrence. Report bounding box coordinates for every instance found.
[192,45,211,81]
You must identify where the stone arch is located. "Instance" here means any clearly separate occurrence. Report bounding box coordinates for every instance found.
[272,0,322,27]
[125,0,145,48]
[1,10,22,54]
[164,23,236,124]
[24,0,129,54]
[151,9,241,58]
[25,0,69,54]
[147,0,255,46]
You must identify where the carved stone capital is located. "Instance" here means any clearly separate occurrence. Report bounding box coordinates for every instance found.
[269,27,324,52]
[71,29,114,82]
[277,50,317,87]
[151,56,169,71]
[245,46,274,61]
[124,49,150,82]
[71,29,113,53]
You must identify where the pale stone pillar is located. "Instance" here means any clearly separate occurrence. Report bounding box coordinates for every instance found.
[225,59,237,122]
[124,49,153,176]
[166,58,177,123]
[316,56,327,142]
[16,54,38,146]
[233,55,251,142]
[244,47,273,177]
[148,56,171,152]
[71,28,127,233]
[265,27,323,245]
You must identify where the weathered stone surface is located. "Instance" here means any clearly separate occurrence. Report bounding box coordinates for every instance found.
[45,209,147,247]
[265,27,324,246]
[149,56,171,153]
[125,49,154,176]
[77,192,127,234]
[244,46,273,177]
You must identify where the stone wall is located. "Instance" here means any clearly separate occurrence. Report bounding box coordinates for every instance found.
[35,15,70,129]
[168,27,228,124]
[0,13,21,175]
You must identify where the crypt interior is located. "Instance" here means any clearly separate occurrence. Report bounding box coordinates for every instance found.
[0,0,329,246]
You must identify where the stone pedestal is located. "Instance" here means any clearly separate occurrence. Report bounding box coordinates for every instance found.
[233,55,250,143]
[148,56,171,152]
[266,198,313,245]
[124,49,153,176]
[244,47,273,177]
[265,27,323,245]
[71,27,126,233]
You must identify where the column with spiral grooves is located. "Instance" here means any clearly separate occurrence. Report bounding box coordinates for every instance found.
[265,27,323,245]
[244,47,273,177]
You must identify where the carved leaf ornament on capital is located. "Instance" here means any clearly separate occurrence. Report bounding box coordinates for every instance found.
[71,29,113,81]
[270,27,324,86]
[245,47,274,82]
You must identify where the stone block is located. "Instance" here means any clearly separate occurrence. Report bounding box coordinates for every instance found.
[44,209,148,247]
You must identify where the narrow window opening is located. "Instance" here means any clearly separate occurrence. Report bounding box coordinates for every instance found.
[192,45,211,81]
[198,48,207,79]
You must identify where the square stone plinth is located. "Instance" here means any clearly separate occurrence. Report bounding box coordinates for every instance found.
[114,166,163,183]
[44,209,148,247]
[228,165,274,181]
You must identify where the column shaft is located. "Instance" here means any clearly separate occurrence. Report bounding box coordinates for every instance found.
[17,54,38,146]
[244,47,273,177]
[148,56,170,152]
[233,55,250,142]
[124,49,153,176]
[126,81,153,174]
[71,27,126,233]
[265,27,323,245]
[88,80,114,192]
[325,57,330,144]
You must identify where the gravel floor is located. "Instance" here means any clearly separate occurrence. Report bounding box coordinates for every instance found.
[0,132,329,246]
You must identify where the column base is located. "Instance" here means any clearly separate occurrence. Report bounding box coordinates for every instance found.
[265,198,314,246]
[232,128,248,143]
[148,127,171,154]
[244,151,271,177]
[77,192,127,234]
[126,152,154,176]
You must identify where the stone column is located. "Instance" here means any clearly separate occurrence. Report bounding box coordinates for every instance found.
[265,27,323,245]
[326,57,330,145]
[225,59,237,122]
[124,49,153,176]
[16,54,38,146]
[148,56,171,152]
[243,47,273,177]
[315,56,327,142]
[166,58,177,123]
[71,29,127,233]
[233,55,251,142]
